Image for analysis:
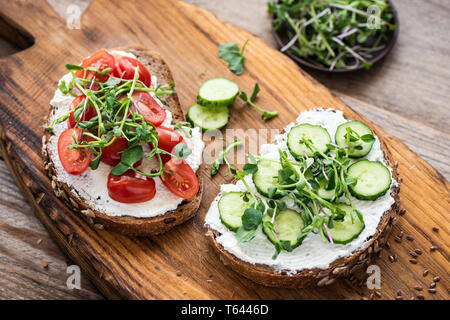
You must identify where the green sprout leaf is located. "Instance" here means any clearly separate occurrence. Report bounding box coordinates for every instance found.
[58,81,70,95]
[280,240,293,252]
[210,140,242,177]
[250,83,260,102]
[243,163,258,174]
[121,145,144,167]
[268,187,278,199]
[262,111,278,121]
[65,63,84,71]
[111,162,131,176]
[235,226,258,242]
[173,143,192,160]
[361,134,376,143]
[218,40,249,75]
[242,207,263,230]
[89,156,101,170]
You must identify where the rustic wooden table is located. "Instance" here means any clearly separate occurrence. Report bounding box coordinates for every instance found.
[0,0,448,299]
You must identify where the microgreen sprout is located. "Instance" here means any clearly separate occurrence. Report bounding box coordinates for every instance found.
[174,121,193,138]
[233,169,266,243]
[269,0,397,70]
[45,62,176,180]
[218,40,249,75]
[341,127,375,156]
[210,139,243,177]
[232,131,369,258]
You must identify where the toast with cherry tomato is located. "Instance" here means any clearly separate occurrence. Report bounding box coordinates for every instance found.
[42,46,204,236]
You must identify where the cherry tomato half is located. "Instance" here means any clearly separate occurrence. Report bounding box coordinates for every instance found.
[58,128,92,175]
[101,137,143,167]
[113,56,151,87]
[131,91,166,126]
[160,159,199,199]
[107,171,156,203]
[75,50,115,84]
[67,95,97,129]
[151,126,185,163]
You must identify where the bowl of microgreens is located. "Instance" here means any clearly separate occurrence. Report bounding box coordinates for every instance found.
[268,0,399,72]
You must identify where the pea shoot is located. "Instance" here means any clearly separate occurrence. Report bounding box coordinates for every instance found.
[45,63,182,179]
[210,139,243,177]
[231,128,368,259]
[239,83,279,121]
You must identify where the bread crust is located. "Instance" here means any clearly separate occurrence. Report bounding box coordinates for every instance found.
[206,119,401,288]
[42,46,203,237]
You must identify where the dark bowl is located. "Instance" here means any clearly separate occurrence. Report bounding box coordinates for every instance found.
[272,0,399,73]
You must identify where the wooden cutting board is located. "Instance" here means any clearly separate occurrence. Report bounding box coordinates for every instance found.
[0,0,448,300]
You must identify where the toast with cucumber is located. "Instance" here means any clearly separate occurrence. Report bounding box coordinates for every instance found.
[42,46,204,236]
[205,108,400,288]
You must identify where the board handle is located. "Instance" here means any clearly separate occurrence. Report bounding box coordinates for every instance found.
[0,0,68,53]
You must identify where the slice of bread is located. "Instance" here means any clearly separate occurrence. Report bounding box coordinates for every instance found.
[42,46,203,237]
[206,119,401,288]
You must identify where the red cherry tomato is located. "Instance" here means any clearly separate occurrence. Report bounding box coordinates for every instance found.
[75,50,115,84]
[113,56,151,87]
[131,91,166,126]
[101,137,143,167]
[151,126,185,163]
[107,171,156,203]
[67,95,97,129]
[58,128,92,175]
[160,159,199,199]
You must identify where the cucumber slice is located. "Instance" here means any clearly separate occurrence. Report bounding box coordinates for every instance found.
[252,159,282,198]
[287,124,331,159]
[263,209,305,249]
[335,120,375,158]
[197,78,239,107]
[328,203,365,244]
[347,160,392,200]
[187,104,229,131]
[218,192,254,231]
[317,178,343,201]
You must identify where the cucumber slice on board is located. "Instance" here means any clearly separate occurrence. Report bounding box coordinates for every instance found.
[287,124,331,159]
[335,120,375,158]
[186,104,229,131]
[328,203,365,244]
[218,192,254,231]
[347,160,392,200]
[252,159,282,198]
[263,209,305,249]
[197,78,239,107]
